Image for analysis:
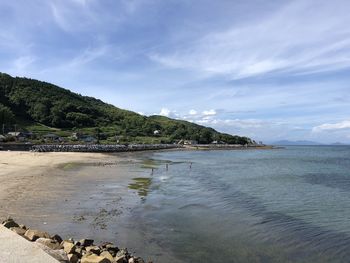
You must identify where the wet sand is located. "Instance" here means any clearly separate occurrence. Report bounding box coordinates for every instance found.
[0,151,145,238]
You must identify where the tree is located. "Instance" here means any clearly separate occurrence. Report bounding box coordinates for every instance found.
[0,103,15,127]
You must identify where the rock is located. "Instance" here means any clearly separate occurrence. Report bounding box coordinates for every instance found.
[116,248,128,258]
[62,241,77,254]
[115,256,125,263]
[24,229,50,241]
[100,251,115,263]
[36,238,62,250]
[102,243,119,257]
[19,224,27,230]
[128,258,135,263]
[81,253,112,263]
[2,218,19,228]
[10,227,26,236]
[68,253,80,263]
[75,247,85,257]
[86,245,101,255]
[78,238,94,247]
[52,234,63,243]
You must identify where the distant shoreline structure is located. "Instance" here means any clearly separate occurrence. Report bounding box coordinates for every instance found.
[0,143,273,152]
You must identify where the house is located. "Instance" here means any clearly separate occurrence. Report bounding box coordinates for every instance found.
[72,132,98,143]
[178,140,198,145]
[153,130,160,135]
[211,140,225,144]
[7,132,24,137]
[43,133,61,142]
[7,132,26,142]
[0,135,6,142]
[81,135,97,144]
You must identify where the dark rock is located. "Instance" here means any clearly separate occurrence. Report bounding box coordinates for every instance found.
[19,224,27,230]
[102,243,119,257]
[52,234,63,243]
[2,218,19,228]
[68,253,80,263]
[78,238,94,247]
[86,245,101,255]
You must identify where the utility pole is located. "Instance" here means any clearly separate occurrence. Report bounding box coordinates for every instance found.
[14,124,17,133]
[2,124,4,135]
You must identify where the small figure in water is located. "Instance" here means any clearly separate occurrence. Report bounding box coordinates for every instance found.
[190,162,192,169]
[151,168,154,175]
[166,163,169,171]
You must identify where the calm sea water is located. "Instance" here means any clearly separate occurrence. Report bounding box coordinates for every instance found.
[116,146,350,263]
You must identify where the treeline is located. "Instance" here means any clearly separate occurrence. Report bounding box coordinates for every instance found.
[0,73,252,144]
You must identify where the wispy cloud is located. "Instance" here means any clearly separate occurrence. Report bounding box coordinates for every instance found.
[150,0,350,79]
[313,120,350,132]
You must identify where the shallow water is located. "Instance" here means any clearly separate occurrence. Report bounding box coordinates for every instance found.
[116,146,350,263]
[5,146,350,262]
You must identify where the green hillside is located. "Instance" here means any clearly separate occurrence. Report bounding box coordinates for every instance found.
[0,72,252,144]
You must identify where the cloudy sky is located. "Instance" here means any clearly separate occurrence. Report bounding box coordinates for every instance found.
[1,0,350,143]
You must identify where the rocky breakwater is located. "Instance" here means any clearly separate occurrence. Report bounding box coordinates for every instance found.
[31,144,181,153]
[2,218,150,263]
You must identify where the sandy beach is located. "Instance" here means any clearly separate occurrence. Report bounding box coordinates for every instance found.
[0,151,144,234]
[0,151,109,207]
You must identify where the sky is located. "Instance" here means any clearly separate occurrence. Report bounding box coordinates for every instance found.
[0,0,350,143]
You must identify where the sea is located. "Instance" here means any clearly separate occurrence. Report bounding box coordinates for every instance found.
[115,146,350,263]
[13,146,350,263]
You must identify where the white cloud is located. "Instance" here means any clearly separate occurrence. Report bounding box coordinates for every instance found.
[159,108,179,118]
[189,109,197,115]
[312,120,350,132]
[150,0,350,79]
[159,108,170,116]
[202,109,217,116]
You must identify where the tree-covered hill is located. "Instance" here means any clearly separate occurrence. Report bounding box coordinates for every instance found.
[0,72,252,144]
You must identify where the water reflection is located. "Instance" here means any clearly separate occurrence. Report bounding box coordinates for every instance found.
[128,177,152,198]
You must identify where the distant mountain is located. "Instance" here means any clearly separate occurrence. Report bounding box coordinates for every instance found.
[331,142,349,146]
[271,140,323,146]
[0,72,252,144]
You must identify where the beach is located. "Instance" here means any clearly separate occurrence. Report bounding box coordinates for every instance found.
[2,147,350,262]
[0,151,146,237]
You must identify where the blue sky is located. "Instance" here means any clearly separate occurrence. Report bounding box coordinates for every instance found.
[1,0,350,143]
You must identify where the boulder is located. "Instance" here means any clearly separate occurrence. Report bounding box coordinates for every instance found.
[68,253,80,263]
[24,229,50,241]
[100,251,115,263]
[10,227,26,236]
[86,245,101,255]
[115,256,125,263]
[62,241,77,254]
[52,234,63,243]
[36,238,62,250]
[81,253,112,263]
[19,224,27,230]
[102,243,119,257]
[78,238,94,247]
[2,218,19,228]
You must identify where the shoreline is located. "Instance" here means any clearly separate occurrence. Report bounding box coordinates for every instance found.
[0,151,151,262]
[0,142,274,153]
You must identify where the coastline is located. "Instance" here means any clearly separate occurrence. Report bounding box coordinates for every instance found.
[0,151,151,262]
